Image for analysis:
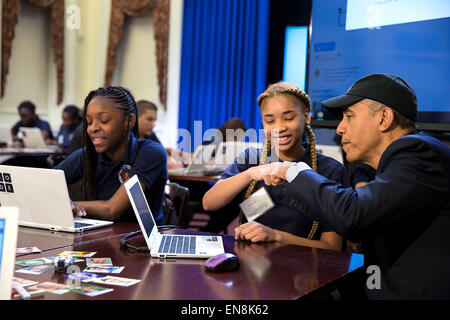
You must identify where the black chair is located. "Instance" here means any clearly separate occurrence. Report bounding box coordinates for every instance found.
[163,182,191,228]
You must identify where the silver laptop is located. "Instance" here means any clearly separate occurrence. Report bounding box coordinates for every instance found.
[0,127,12,146]
[0,165,113,233]
[125,174,224,258]
[0,207,19,300]
[168,143,219,175]
[18,127,47,148]
[214,141,263,170]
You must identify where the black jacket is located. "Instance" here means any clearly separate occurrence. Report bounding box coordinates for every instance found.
[283,132,450,299]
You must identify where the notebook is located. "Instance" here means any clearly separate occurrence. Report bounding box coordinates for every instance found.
[0,207,19,300]
[124,174,224,258]
[0,165,113,233]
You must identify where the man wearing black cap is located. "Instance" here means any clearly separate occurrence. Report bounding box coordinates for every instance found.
[259,74,450,299]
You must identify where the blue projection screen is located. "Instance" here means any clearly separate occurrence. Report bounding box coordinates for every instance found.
[306,0,450,128]
[283,26,308,91]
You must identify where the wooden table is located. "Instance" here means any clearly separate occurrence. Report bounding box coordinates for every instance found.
[0,146,66,157]
[16,222,139,256]
[169,173,220,183]
[13,225,364,300]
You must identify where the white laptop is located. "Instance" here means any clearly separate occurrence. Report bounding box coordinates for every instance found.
[125,174,224,258]
[0,126,12,146]
[168,143,219,175]
[0,207,19,300]
[214,141,263,170]
[18,127,47,148]
[0,165,113,233]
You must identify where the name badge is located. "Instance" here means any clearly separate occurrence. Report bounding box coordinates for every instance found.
[239,187,275,222]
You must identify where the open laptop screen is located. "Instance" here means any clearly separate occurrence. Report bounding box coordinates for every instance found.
[0,219,5,275]
[129,182,155,239]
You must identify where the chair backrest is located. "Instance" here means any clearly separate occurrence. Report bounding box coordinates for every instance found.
[163,182,190,228]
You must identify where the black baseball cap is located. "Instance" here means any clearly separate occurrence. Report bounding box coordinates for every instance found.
[321,74,417,120]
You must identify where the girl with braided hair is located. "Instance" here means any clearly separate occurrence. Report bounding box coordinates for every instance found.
[203,82,346,250]
[55,86,168,223]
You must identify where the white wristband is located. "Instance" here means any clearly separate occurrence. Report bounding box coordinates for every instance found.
[285,162,312,183]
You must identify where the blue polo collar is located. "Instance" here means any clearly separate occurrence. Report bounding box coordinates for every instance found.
[97,132,139,167]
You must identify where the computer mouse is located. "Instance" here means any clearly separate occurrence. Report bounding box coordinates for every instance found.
[204,253,240,272]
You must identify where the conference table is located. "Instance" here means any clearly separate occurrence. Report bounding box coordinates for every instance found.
[13,223,364,301]
[168,173,220,183]
[0,146,67,168]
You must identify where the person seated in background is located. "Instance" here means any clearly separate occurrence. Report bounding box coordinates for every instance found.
[136,100,160,142]
[55,105,82,149]
[11,100,53,144]
[202,82,346,251]
[136,99,187,170]
[55,87,168,224]
[202,117,247,147]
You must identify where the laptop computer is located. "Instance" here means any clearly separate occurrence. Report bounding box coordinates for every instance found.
[18,127,47,148]
[214,141,263,170]
[0,126,12,146]
[125,174,224,258]
[168,143,219,176]
[0,207,19,300]
[0,165,113,233]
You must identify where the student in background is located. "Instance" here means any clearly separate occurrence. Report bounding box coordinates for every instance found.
[136,100,160,143]
[55,87,168,224]
[11,101,53,144]
[136,99,187,169]
[202,82,346,251]
[56,105,82,149]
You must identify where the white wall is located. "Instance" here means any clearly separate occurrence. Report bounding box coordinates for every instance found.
[0,0,183,148]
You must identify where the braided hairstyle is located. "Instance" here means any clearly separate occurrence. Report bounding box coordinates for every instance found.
[238,82,319,239]
[81,86,139,200]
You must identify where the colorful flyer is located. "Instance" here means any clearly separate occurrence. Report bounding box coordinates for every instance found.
[16,264,54,275]
[28,282,70,295]
[15,257,53,267]
[91,276,141,287]
[83,266,124,274]
[16,247,42,255]
[58,251,97,258]
[12,277,39,288]
[86,258,113,267]
[68,284,113,297]
[65,272,106,283]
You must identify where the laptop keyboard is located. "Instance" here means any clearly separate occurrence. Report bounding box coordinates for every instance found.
[158,235,197,255]
[74,222,92,228]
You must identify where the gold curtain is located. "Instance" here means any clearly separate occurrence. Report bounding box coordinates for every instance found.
[1,0,22,99]
[1,0,64,104]
[105,0,170,109]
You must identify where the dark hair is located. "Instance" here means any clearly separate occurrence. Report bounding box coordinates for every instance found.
[136,100,158,116]
[63,105,82,122]
[367,100,416,132]
[81,86,139,200]
[18,101,36,113]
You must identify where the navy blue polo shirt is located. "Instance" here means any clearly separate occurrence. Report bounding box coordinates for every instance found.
[55,134,168,224]
[57,124,80,149]
[147,132,161,144]
[221,144,347,239]
[12,117,53,137]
